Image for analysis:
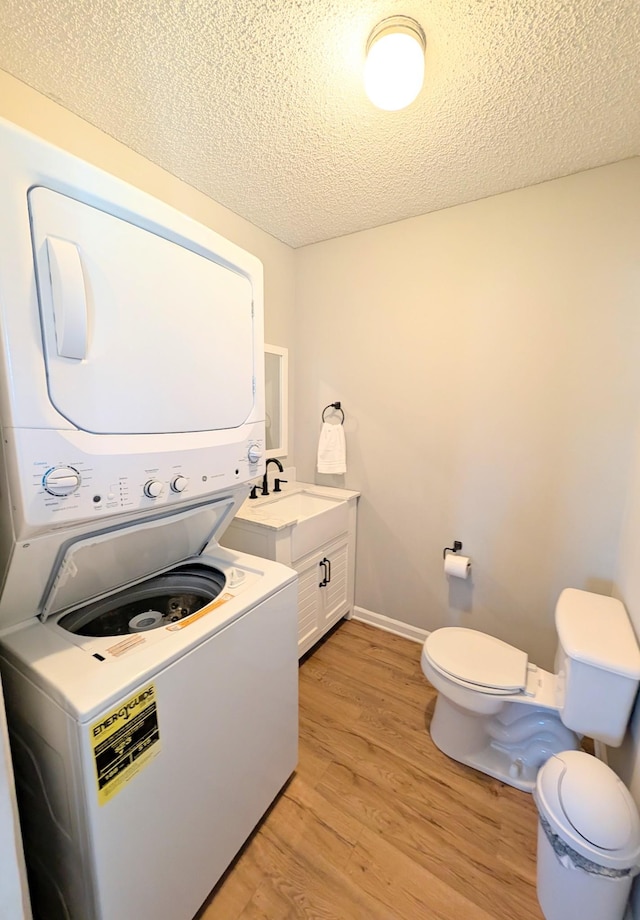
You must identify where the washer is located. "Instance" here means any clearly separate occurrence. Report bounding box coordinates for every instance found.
[0,118,298,920]
[0,535,297,920]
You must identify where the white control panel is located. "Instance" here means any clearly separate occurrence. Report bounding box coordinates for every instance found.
[11,427,266,534]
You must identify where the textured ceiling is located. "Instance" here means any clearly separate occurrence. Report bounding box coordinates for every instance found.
[0,0,638,247]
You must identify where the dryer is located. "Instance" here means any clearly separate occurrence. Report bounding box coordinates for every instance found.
[0,118,298,920]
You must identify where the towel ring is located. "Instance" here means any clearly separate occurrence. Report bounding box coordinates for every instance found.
[322,401,344,424]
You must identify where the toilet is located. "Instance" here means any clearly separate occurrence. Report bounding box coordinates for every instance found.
[421,588,640,791]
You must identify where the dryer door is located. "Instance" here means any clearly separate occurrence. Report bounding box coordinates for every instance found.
[29,187,256,435]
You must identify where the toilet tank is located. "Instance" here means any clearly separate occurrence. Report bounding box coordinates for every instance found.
[556,589,640,746]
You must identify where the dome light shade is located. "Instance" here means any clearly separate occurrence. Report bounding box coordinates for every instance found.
[364,16,426,111]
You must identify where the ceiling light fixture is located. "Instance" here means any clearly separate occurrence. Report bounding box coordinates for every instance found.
[364,15,426,112]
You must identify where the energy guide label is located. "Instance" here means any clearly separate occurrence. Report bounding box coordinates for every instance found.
[90,682,161,805]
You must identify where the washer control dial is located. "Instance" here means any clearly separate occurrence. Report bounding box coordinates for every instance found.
[247,444,262,464]
[143,479,164,499]
[171,475,188,493]
[43,466,81,496]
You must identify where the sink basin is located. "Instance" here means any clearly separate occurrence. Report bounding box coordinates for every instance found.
[245,489,349,559]
[261,490,341,519]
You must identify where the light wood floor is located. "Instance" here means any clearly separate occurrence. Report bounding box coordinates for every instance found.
[195,618,545,920]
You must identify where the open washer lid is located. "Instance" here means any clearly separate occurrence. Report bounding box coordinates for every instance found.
[424,627,529,692]
[38,493,241,622]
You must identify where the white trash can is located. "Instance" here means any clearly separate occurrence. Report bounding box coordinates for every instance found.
[534,751,640,920]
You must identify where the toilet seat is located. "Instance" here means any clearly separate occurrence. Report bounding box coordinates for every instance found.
[424,627,529,694]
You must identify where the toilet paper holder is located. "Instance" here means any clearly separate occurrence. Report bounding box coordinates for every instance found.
[443,540,463,559]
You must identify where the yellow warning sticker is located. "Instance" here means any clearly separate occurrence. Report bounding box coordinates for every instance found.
[90,682,161,806]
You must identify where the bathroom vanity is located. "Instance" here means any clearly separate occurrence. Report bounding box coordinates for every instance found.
[221,481,358,656]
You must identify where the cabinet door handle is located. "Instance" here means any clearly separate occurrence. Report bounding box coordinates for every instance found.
[325,556,332,584]
[319,558,328,588]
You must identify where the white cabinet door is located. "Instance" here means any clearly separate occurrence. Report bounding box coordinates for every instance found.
[296,537,350,657]
[317,540,350,630]
[297,563,321,652]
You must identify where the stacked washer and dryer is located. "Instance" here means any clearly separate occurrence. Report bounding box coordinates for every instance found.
[0,118,298,920]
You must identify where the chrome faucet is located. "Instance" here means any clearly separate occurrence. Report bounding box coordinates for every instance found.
[261,458,284,496]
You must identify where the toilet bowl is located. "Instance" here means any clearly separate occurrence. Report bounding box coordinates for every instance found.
[421,589,640,792]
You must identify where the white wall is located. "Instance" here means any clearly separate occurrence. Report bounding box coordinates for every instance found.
[295,159,640,668]
[609,428,640,817]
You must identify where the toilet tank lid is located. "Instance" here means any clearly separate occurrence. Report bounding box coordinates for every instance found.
[555,588,640,679]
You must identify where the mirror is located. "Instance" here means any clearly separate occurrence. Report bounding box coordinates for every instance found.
[264,344,288,458]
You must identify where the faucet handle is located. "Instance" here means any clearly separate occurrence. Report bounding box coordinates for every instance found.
[273,478,287,493]
[249,484,259,500]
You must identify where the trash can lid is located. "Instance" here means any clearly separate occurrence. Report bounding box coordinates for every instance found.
[534,751,640,870]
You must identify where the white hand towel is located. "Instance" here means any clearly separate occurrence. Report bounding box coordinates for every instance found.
[317,422,347,474]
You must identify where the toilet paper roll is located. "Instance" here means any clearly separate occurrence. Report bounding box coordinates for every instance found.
[444,552,471,580]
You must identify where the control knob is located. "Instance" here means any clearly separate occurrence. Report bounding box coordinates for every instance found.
[143,479,164,499]
[43,466,81,497]
[247,444,262,464]
[171,475,188,493]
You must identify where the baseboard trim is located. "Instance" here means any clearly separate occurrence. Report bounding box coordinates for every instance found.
[352,606,429,644]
